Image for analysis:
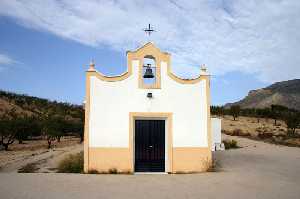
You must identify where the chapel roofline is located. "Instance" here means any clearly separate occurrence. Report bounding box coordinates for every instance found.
[126,42,170,55]
[87,42,209,84]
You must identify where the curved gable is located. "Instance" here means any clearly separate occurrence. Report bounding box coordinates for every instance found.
[87,42,207,84]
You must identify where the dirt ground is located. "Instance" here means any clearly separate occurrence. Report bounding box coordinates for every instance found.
[0,137,83,173]
[221,115,300,146]
[221,115,287,136]
[0,135,299,199]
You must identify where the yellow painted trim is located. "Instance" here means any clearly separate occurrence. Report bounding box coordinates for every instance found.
[130,43,164,89]
[86,54,133,82]
[86,71,130,82]
[165,54,204,84]
[88,42,205,85]
[88,147,131,173]
[173,147,212,172]
[84,73,91,173]
[129,112,173,173]
[204,75,212,166]
[138,57,161,89]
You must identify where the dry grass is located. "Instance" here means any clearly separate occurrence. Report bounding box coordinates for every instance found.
[18,162,39,173]
[87,169,100,174]
[57,152,83,173]
[7,136,80,151]
[0,136,82,170]
[221,115,300,147]
[108,168,118,174]
[207,157,221,172]
[88,168,132,174]
[222,116,288,137]
[223,139,239,149]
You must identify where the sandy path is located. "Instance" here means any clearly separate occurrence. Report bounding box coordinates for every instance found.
[0,144,83,173]
[220,134,300,175]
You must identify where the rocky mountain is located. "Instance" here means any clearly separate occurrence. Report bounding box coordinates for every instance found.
[225,79,300,110]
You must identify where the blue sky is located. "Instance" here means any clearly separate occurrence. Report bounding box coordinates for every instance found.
[0,18,127,104]
[0,0,299,105]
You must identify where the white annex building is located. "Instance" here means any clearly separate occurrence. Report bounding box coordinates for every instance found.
[84,42,215,173]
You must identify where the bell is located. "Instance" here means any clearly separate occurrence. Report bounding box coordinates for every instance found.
[143,64,154,78]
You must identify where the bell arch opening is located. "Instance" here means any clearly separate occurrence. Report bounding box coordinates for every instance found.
[142,56,156,86]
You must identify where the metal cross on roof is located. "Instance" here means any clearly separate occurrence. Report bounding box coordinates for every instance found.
[144,24,155,36]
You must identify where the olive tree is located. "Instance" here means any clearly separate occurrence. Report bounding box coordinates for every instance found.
[230,105,241,121]
[42,114,65,149]
[271,105,288,126]
[283,111,300,136]
[0,109,18,150]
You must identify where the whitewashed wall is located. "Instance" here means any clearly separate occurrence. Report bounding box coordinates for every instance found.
[89,60,208,147]
[211,117,222,146]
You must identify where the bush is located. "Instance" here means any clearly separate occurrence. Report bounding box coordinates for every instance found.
[88,168,132,174]
[232,129,243,136]
[221,129,230,135]
[223,139,238,149]
[57,152,83,173]
[108,168,118,174]
[207,158,221,172]
[222,129,250,137]
[257,132,273,139]
[88,169,100,174]
[231,129,251,136]
[18,163,39,173]
[231,140,238,148]
[287,130,300,138]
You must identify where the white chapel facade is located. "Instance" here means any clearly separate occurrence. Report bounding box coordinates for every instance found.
[84,42,212,173]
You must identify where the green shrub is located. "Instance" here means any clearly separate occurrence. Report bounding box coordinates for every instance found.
[57,151,83,173]
[231,139,238,148]
[223,139,239,149]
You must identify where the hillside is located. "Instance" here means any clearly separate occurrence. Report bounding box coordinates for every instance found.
[225,79,300,110]
[0,90,83,119]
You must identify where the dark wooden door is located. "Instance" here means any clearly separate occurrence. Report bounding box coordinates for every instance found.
[135,120,165,172]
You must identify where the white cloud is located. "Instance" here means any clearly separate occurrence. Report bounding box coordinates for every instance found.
[0,53,17,71]
[0,54,14,65]
[0,0,299,82]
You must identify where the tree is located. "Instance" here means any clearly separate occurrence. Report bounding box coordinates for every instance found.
[255,108,271,123]
[211,106,225,117]
[15,115,42,144]
[74,120,84,143]
[230,105,240,121]
[283,111,300,136]
[271,104,288,126]
[42,114,65,149]
[55,118,65,143]
[15,115,30,144]
[0,109,18,150]
[75,109,84,143]
[65,108,85,143]
[255,109,261,123]
[261,108,271,122]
